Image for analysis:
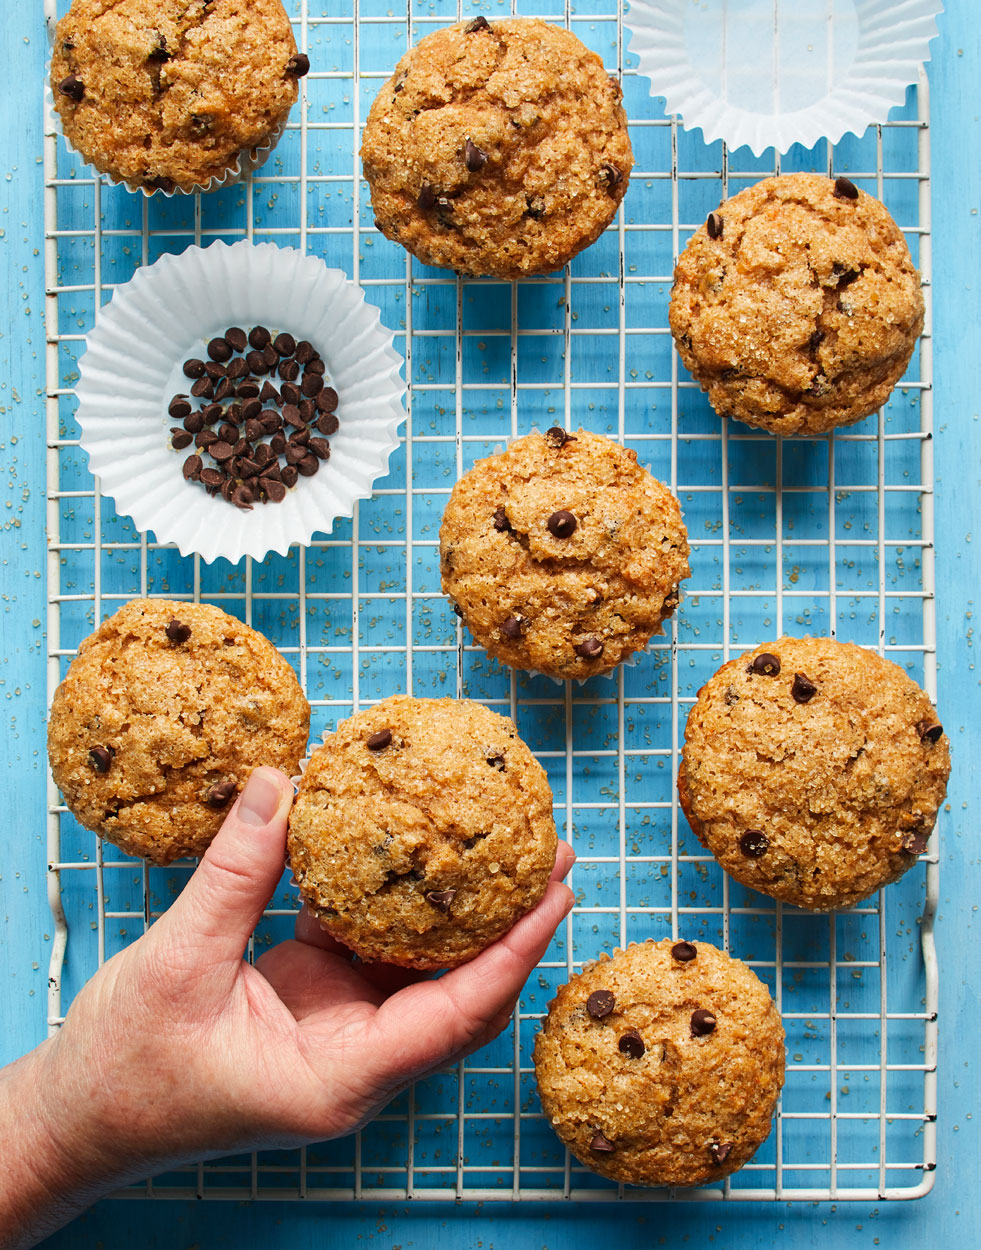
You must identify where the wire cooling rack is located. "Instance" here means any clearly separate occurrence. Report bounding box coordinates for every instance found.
[42,0,938,1204]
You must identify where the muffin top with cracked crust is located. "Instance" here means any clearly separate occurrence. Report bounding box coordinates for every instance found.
[361,18,632,279]
[534,939,785,1188]
[47,598,310,865]
[669,173,924,435]
[288,696,557,969]
[440,429,690,681]
[679,635,950,910]
[51,0,301,192]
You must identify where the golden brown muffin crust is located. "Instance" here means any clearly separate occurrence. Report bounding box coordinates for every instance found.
[679,636,950,910]
[361,18,632,278]
[51,0,300,191]
[534,939,786,1187]
[440,429,690,680]
[288,696,558,969]
[669,173,924,435]
[48,598,310,864]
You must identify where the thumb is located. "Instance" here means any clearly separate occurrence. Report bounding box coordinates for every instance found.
[159,766,294,967]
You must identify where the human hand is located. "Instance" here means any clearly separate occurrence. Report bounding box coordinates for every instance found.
[0,767,574,1249]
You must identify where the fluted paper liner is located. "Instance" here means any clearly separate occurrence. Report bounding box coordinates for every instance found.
[626,0,941,156]
[75,241,406,564]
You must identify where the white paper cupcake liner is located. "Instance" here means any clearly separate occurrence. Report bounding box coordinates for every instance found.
[75,240,406,564]
[626,0,942,156]
[44,32,286,197]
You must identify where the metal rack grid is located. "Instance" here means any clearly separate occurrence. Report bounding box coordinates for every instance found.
[42,0,938,1204]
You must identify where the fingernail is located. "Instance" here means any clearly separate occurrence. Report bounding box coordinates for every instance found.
[238,769,284,827]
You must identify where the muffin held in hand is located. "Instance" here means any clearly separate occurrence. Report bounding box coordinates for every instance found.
[679,636,950,910]
[288,696,557,969]
[361,18,632,278]
[48,599,310,864]
[50,0,308,193]
[669,173,924,435]
[534,939,785,1188]
[440,429,690,681]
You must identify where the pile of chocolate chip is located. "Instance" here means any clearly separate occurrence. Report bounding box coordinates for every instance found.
[170,326,339,510]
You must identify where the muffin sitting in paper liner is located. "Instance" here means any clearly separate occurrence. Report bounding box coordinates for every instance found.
[50,0,309,195]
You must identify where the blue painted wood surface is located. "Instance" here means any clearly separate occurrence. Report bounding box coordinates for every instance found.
[2,0,978,1245]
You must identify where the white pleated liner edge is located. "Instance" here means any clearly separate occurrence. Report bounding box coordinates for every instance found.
[625,0,942,156]
[74,240,407,564]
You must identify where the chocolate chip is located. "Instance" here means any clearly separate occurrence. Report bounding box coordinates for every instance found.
[791,672,818,703]
[271,332,294,358]
[525,195,546,219]
[239,458,262,479]
[486,754,505,771]
[218,423,239,445]
[917,720,944,744]
[465,138,488,172]
[749,652,781,676]
[465,15,490,32]
[236,381,260,400]
[226,357,249,380]
[690,1008,717,1037]
[148,176,176,194]
[599,163,622,194]
[279,358,300,383]
[317,412,340,436]
[270,432,288,455]
[809,329,826,352]
[544,426,574,449]
[190,376,213,399]
[249,325,271,350]
[306,358,326,376]
[367,729,392,751]
[88,745,114,773]
[589,1132,615,1153]
[833,176,859,200]
[259,381,281,406]
[309,437,331,461]
[500,614,525,640]
[148,32,169,60]
[58,75,84,102]
[295,340,315,364]
[710,1141,733,1165]
[262,343,280,368]
[575,637,604,660]
[200,467,223,488]
[207,337,232,363]
[232,483,254,511]
[290,426,311,446]
[297,453,320,477]
[492,507,511,533]
[286,53,310,78]
[196,430,218,450]
[165,618,192,644]
[204,361,226,381]
[586,989,615,1019]
[317,387,339,413]
[182,454,203,480]
[426,888,456,913]
[739,830,768,858]
[246,350,269,376]
[280,382,300,407]
[168,395,192,420]
[284,442,306,466]
[671,940,697,963]
[547,509,576,538]
[301,371,323,397]
[171,429,193,450]
[618,1029,645,1059]
[209,440,234,462]
[902,831,929,855]
[264,479,287,503]
[183,358,206,379]
[281,465,299,488]
[706,211,724,239]
[418,185,437,211]
[224,326,248,352]
[206,780,236,809]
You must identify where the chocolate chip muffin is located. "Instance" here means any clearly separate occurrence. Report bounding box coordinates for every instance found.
[360,18,632,279]
[669,173,924,435]
[679,636,950,910]
[50,0,307,193]
[439,429,690,681]
[48,599,310,864]
[534,939,785,1188]
[288,696,557,969]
